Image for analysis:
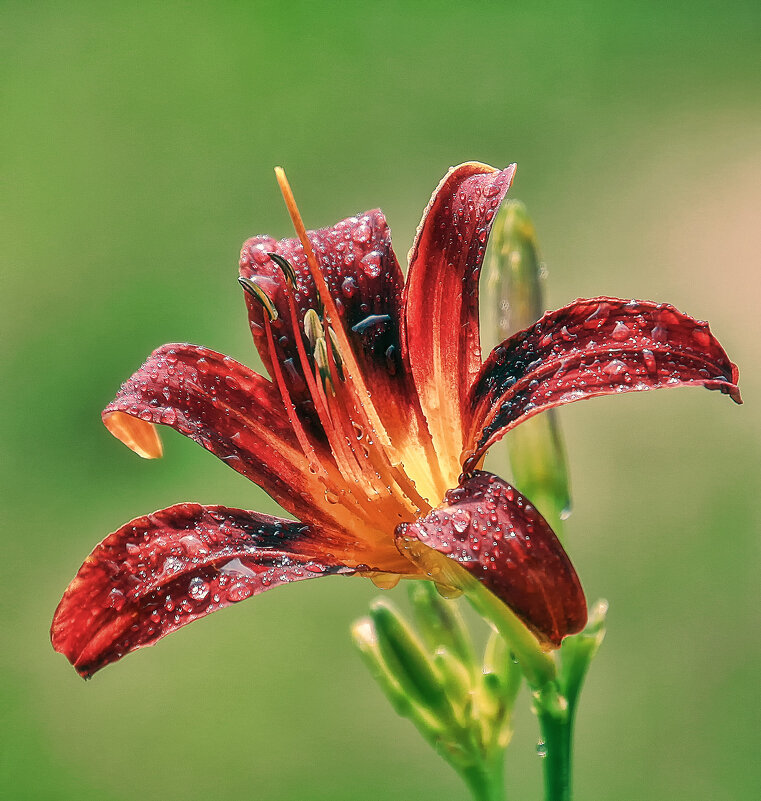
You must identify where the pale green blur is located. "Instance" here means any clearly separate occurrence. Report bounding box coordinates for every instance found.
[3,2,760,800]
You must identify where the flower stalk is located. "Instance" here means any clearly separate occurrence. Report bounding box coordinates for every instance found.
[484,202,608,801]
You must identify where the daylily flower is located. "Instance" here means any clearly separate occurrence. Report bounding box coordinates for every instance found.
[52,163,740,678]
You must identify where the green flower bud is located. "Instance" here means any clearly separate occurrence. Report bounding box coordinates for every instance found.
[483,199,571,535]
[369,599,457,727]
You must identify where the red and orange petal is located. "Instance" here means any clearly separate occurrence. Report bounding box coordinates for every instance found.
[398,471,587,648]
[51,504,365,677]
[466,297,741,469]
[240,213,413,418]
[101,343,373,533]
[403,162,516,484]
[240,211,445,503]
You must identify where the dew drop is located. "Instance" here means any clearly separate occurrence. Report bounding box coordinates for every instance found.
[107,588,126,610]
[188,576,210,601]
[603,359,628,378]
[352,222,372,243]
[611,321,631,341]
[360,250,383,278]
[159,408,177,425]
[226,582,253,602]
[341,276,358,298]
[221,558,256,578]
[451,509,471,535]
[642,349,657,374]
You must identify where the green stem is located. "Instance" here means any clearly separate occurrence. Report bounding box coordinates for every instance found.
[536,705,574,801]
[460,756,505,801]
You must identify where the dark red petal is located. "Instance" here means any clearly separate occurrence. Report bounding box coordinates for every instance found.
[397,471,586,647]
[467,298,741,468]
[51,504,361,677]
[102,344,344,529]
[402,163,516,473]
[240,212,417,421]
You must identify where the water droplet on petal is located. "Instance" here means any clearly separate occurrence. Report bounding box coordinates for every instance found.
[188,576,210,601]
[451,509,471,535]
[341,276,358,298]
[360,251,383,278]
[226,582,253,602]
[159,408,177,425]
[642,349,657,373]
[352,222,372,243]
[107,589,126,610]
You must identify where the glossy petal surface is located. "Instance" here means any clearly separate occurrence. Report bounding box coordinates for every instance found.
[397,471,586,647]
[467,298,741,468]
[51,504,359,677]
[240,212,442,500]
[403,163,516,480]
[240,212,418,420]
[102,343,356,530]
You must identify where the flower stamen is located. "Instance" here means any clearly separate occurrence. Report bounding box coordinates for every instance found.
[238,276,278,321]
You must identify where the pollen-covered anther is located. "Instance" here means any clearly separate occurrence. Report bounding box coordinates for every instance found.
[238,276,278,321]
[304,308,322,349]
[313,336,334,390]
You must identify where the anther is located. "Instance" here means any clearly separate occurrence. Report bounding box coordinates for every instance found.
[327,325,344,373]
[267,252,298,287]
[304,308,322,349]
[238,276,278,321]
[313,337,334,391]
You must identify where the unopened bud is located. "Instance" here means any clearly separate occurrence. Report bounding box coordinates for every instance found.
[369,599,456,726]
[483,200,571,535]
[558,599,608,708]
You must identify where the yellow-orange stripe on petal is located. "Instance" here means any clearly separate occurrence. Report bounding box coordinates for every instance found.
[403,163,516,485]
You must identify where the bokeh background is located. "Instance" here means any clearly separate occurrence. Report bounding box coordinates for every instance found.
[3,2,760,799]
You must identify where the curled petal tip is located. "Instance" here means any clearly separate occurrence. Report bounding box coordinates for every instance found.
[102,410,163,459]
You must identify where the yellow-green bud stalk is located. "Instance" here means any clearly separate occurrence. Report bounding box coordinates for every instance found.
[482,200,571,537]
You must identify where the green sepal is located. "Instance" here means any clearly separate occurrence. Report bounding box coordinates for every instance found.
[558,599,608,710]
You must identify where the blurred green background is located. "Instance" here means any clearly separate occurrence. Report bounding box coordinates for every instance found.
[3,1,760,799]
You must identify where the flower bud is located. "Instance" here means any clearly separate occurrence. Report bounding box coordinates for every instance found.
[369,599,457,726]
[483,200,571,534]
